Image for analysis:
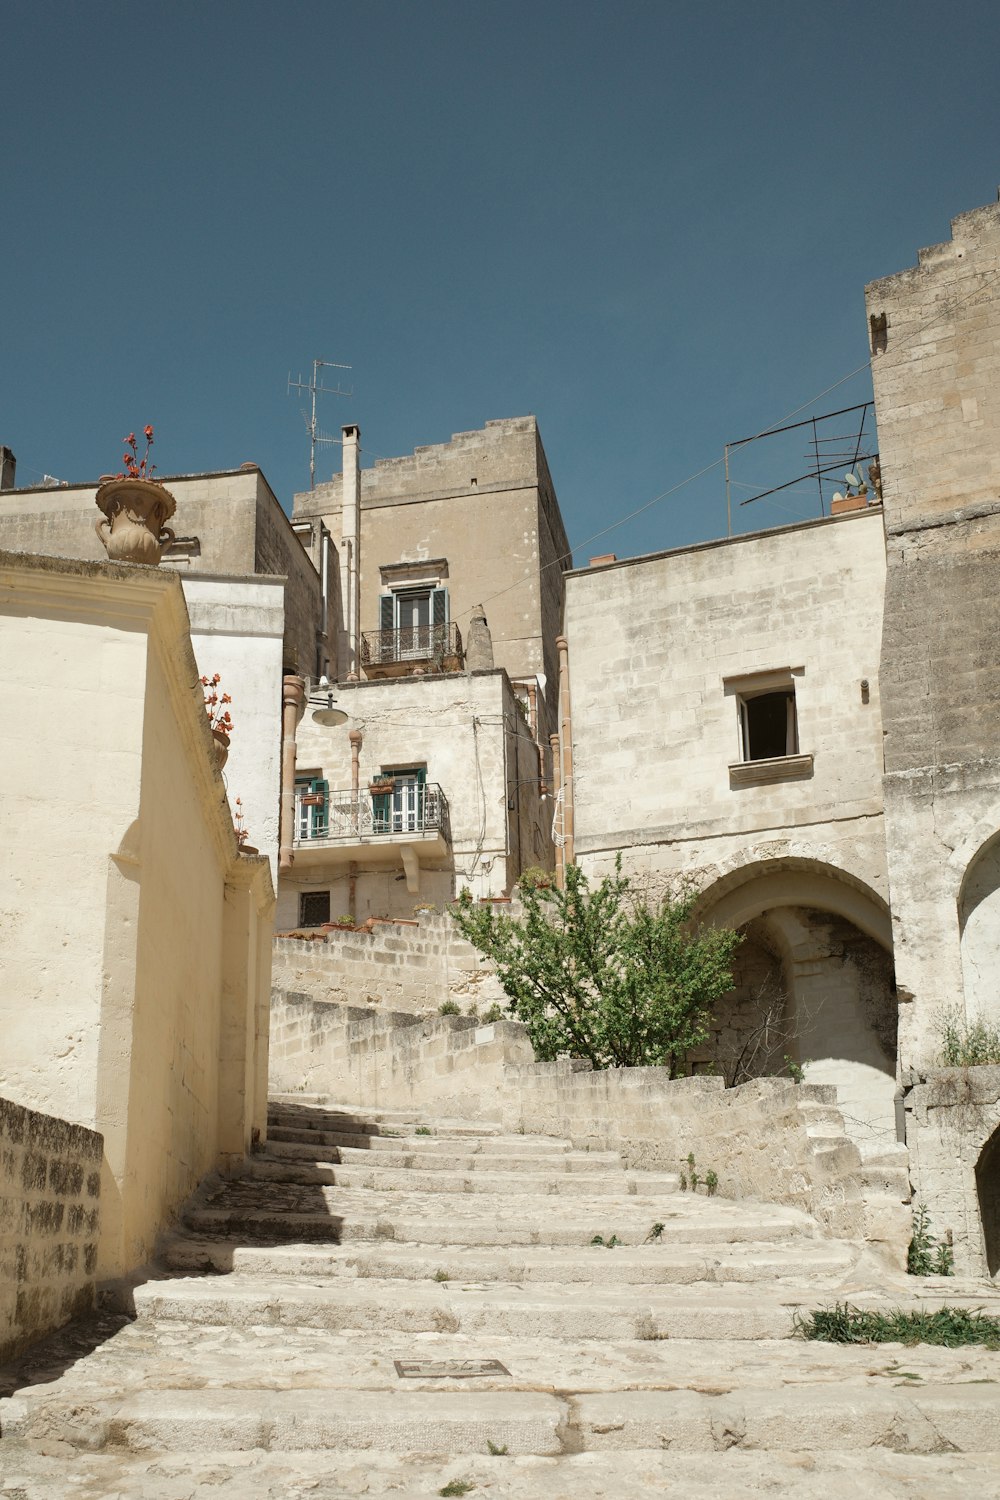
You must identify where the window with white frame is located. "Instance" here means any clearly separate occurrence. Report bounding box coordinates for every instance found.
[725,667,813,786]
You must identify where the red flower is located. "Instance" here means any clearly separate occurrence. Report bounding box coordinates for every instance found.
[124,433,136,447]
[144,425,154,440]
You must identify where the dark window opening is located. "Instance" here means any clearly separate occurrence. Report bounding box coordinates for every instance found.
[299,890,330,927]
[740,689,797,761]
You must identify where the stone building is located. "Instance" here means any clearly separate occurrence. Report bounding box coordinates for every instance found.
[277,418,565,926]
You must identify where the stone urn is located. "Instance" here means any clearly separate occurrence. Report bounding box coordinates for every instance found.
[94,477,176,566]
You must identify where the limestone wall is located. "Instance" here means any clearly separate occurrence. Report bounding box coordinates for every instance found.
[269,992,532,1120]
[0,553,274,1280]
[564,507,888,896]
[0,1097,102,1362]
[905,1066,1000,1277]
[292,416,569,719]
[868,198,1000,1072]
[271,914,506,1016]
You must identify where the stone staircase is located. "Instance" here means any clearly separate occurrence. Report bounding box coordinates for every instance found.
[3,1095,1000,1498]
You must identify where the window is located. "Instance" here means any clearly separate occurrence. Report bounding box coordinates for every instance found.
[372,767,427,834]
[739,688,798,761]
[724,668,813,787]
[379,587,449,658]
[299,890,330,927]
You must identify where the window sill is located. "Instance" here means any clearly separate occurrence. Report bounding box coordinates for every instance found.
[728,753,814,788]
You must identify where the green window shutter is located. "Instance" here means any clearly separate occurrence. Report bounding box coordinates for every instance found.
[379,594,394,632]
[311,777,329,836]
[431,587,448,625]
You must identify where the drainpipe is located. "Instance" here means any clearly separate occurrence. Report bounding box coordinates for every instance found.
[556,635,575,870]
[342,425,361,681]
[348,728,363,917]
[278,674,306,874]
[549,731,563,889]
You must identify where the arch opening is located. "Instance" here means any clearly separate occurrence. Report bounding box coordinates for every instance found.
[976,1122,1000,1277]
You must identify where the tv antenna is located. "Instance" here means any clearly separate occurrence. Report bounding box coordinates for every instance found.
[288,357,353,489]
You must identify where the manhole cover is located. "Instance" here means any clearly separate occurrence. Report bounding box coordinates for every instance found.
[394,1358,511,1378]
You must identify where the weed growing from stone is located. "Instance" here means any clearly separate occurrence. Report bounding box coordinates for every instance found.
[486,1440,509,1455]
[794,1302,1000,1348]
[646,1222,665,1241]
[937,1007,1000,1066]
[482,1004,506,1023]
[433,1269,450,1282]
[908,1203,954,1276]
[590,1233,621,1248]
[679,1153,718,1195]
[415,1126,433,1136]
[439,1481,474,1498]
[439,1000,461,1016]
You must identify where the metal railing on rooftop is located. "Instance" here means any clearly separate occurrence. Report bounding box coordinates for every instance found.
[360,622,463,671]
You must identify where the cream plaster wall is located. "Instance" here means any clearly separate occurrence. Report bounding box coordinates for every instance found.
[0,467,322,676]
[0,553,274,1280]
[183,574,284,884]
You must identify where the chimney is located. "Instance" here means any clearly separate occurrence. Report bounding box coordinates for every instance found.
[465,604,495,671]
[0,447,16,490]
[341,425,361,680]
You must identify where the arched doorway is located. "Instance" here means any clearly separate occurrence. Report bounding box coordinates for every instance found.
[976,1122,1000,1276]
[694,859,897,1152]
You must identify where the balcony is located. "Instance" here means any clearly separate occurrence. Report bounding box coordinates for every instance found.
[292,783,450,887]
[361,622,463,678]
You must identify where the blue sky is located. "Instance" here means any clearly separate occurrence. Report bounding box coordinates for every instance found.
[2,1,998,562]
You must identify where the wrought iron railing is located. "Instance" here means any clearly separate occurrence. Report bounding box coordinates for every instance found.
[361,622,463,670]
[294,783,450,844]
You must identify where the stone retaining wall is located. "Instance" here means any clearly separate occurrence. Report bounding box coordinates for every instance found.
[269,990,532,1120]
[502,1061,908,1260]
[268,989,909,1264]
[0,1097,102,1362]
[272,912,506,1017]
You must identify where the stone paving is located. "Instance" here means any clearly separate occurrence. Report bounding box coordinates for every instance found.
[2,1097,1000,1498]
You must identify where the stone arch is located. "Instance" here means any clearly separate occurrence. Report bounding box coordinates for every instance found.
[694,856,897,1152]
[956,829,1000,1026]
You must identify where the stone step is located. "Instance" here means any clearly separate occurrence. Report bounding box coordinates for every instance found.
[183,1184,817,1247]
[261,1138,624,1172]
[2,1447,997,1500]
[266,1123,556,1151]
[857,1164,911,1197]
[246,1157,680,1198]
[160,1233,858,1285]
[10,1381,997,1456]
[131,1275,817,1339]
[268,1104,503,1134]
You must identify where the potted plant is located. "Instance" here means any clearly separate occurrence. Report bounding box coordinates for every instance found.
[95,425,177,566]
[202,674,234,766]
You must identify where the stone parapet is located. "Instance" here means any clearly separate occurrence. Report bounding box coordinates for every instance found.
[0,1097,102,1362]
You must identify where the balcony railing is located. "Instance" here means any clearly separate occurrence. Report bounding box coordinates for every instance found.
[361,622,463,672]
[294,783,450,845]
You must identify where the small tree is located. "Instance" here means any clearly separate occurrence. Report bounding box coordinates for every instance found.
[450,860,741,1074]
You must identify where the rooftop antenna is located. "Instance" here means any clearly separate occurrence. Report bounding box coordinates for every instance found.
[287,357,353,490]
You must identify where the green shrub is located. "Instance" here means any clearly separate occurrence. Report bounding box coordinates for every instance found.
[795,1302,999,1348]
[438,1000,461,1017]
[451,856,741,1073]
